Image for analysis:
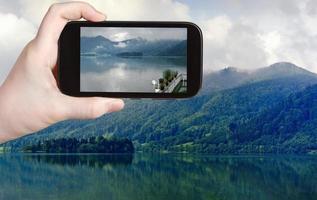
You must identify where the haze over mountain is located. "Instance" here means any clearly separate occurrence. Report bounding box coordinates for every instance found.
[81,35,187,57]
[5,62,317,154]
[202,62,316,93]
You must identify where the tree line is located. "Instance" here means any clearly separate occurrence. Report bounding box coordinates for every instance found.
[22,136,134,153]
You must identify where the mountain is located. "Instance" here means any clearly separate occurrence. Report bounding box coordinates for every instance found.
[252,62,313,80]
[4,62,317,154]
[201,67,250,93]
[234,84,317,153]
[80,35,186,57]
[202,62,317,93]
[157,40,187,56]
[80,36,115,54]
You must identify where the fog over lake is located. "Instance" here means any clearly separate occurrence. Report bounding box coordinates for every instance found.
[80,56,186,92]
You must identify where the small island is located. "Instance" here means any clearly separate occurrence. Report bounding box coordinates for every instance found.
[22,136,134,154]
[116,51,143,57]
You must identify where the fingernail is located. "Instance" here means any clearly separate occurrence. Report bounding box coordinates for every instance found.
[108,100,125,113]
[98,12,107,20]
[115,99,125,109]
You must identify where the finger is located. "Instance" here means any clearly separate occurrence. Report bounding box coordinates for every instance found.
[59,96,124,120]
[37,2,106,45]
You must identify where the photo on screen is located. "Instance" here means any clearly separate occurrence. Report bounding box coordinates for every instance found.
[80,27,187,93]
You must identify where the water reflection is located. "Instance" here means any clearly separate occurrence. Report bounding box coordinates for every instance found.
[23,154,133,168]
[0,154,316,200]
[80,56,186,92]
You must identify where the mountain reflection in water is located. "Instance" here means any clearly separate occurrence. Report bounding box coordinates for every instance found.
[0,154,316,200]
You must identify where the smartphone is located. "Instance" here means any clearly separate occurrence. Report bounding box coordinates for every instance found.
[58,21,203,98]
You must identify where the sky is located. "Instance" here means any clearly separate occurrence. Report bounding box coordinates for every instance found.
[0,0,317,83]
[81,27,187,41]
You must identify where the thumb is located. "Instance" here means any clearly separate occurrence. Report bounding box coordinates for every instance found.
[60,96,124,120]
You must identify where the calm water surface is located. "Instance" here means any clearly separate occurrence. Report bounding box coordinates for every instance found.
[80,56,186,92]
[0,153,316,200]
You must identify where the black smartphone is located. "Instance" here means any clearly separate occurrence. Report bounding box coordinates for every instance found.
[58,21,203,98]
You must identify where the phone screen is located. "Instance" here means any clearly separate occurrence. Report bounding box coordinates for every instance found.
[80,27,187,93]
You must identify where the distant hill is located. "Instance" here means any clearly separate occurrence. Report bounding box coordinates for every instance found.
[158,40,187,56]
[202,62,316,93]
[4,62,317,154]
[80,36,114,54]
[201,67,250,93]
[80,35,186,57]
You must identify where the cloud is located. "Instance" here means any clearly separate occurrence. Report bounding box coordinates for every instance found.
[15,0,191,24]
[200,15,268,71]
[114,42,127,48]
[0,12,36,82]
[202,16,232,45]
[195,0,317,72]
[81,27,187,41]
[85,0,191,21]
[0,0,317,85]
[0,0,191,83]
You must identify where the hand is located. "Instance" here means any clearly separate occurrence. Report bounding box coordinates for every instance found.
[0,2,124,143]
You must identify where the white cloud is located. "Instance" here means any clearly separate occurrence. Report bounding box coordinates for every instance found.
[112,32,130,42]
[114,42,127,48]
[85,0,191,21]
[197,0,317,72]
[0,0,191,84]
[0,12,36,82]
[81,27,187,41]
[258,31,282,64]
[16,0,191,23]
[200,16,268,71]
[17,0,57,26]
[0,0,317,84]
[202,16,232,45]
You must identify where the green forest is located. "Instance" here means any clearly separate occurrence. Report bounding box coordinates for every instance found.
[21,136,134,153]
[4,62,317,154]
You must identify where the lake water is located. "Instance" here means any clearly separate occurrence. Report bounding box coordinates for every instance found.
[80,56,187,92]
[0,154,316,200]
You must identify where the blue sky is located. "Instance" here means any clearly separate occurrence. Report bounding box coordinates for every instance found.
[0,0,316,83]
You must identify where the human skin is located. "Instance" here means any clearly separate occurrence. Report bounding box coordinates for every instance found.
[0,2,124,143]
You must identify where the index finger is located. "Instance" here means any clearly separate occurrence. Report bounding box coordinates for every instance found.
[36,2,105,45]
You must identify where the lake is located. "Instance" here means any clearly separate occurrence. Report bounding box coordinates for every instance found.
[80,56,187,92]
[0,153,316,200]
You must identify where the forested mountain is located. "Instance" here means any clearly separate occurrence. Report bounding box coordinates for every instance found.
[4,62,317,154]
[157,40,187,56]
[234,84,317,153]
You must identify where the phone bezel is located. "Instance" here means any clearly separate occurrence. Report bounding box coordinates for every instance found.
[58,21,203,98]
